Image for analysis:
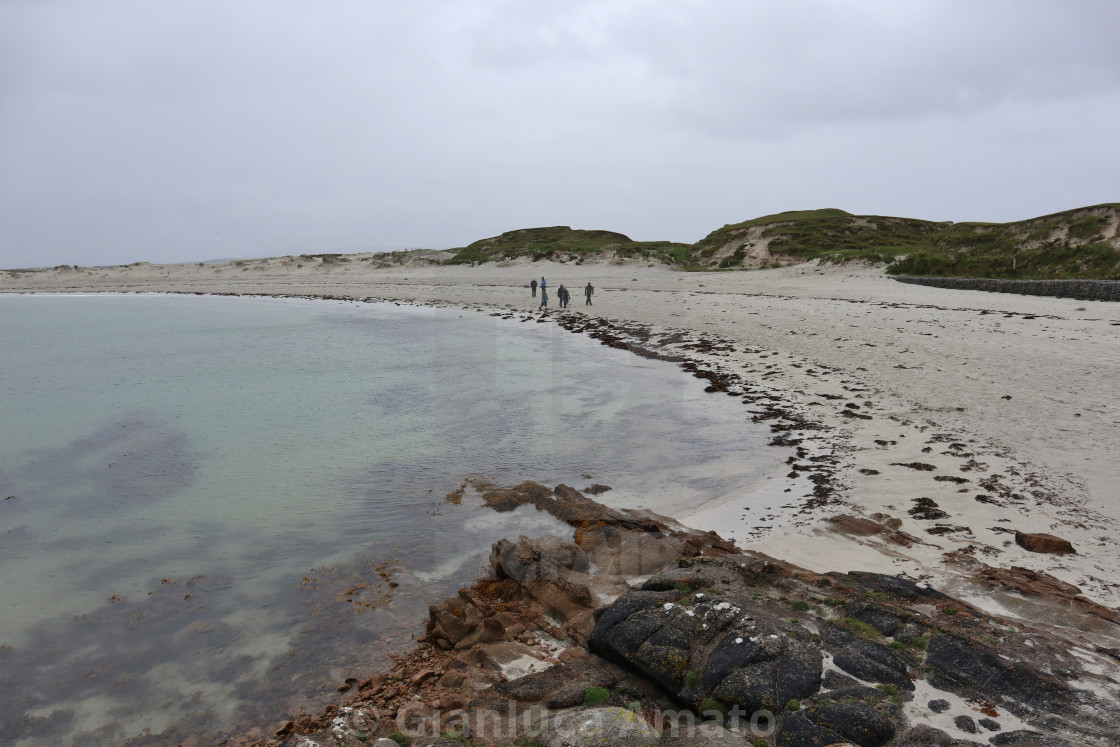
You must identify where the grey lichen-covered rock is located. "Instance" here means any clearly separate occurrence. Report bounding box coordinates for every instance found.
[775,711,847,746]
[843,600,908,637]
[925,634,1074,717]
[894,623,928,646]
[988,730,1079,746]
[897,724,983,746]
[800,702,895,747]
[490,660,616,705]
[820,623,913,690]
[541,706,661,747]
[712,659,780,715]
[660,722,757,746]
[590,557,823,716]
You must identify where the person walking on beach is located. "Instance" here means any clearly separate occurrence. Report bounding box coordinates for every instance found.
[530,278,537,298]
[584,282,594,306]
[557,284,568,308]
[539,286,548,308]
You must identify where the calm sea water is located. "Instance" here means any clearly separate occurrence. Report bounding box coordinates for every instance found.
[0,294,773,745]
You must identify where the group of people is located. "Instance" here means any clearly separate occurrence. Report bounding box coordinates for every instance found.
[529,277,593,309]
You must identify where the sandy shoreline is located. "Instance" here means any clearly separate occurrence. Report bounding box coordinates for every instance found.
[5,256,1120,620]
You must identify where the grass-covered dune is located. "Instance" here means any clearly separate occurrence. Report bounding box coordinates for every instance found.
[443,226,692,265]
[888,203,1120,279]
[443,204,1120,280]
[688,208,947,270]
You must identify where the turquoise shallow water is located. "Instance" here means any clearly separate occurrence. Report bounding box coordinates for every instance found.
[0,294,774,744]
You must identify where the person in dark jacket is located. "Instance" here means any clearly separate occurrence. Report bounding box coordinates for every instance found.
[584,282,594,306]
[530,278,537,297]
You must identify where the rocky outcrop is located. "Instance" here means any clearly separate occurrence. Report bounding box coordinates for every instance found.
[588,554,1120,746]
[263,485,1120,747]
[479,481,740,559]
[925,633,1075,719]
[943,550,1120,627]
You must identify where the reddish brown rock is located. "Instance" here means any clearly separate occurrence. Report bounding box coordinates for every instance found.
[825,513,921,547]
[1015,531,1076,555]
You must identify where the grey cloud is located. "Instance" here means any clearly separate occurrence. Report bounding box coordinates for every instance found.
[0,0,1117,267]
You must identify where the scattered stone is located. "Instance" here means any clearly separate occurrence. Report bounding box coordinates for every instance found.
[953,714,979,733]
[927,699,950,713]
[978,717,1001,731]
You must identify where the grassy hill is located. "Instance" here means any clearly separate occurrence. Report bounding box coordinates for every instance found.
[688,209,947,270]
[886,204,1120,279]
[441,205,1120,280]
[443,226,691,265]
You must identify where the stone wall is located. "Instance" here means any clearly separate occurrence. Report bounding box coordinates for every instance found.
[892,276,1120,302]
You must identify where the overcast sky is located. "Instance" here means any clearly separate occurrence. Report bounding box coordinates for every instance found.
[1,1,1118,268]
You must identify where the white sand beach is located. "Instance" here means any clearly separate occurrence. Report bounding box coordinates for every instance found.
[5,256,1119,619]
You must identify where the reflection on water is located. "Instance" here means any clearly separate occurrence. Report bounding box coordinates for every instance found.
[0,295,775,744]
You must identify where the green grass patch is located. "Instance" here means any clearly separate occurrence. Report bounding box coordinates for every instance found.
[685,669,702,690]
[697,697,729,719]
[583,686,610,706]
[838,618,882,638]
